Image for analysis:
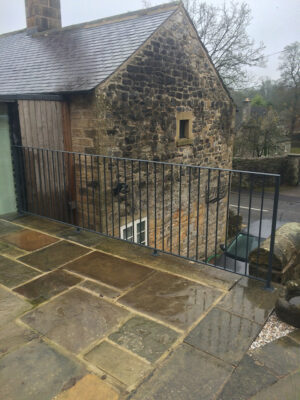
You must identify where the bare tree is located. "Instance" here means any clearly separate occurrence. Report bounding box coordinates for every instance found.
[278,42,300,136]
[183,1,265,88]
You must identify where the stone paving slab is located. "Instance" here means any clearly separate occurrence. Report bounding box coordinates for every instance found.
[0,322,39,356]
[0,220,22,236]
[217,278,279,325]
[0,241,27,258]
[249,370,300,400]
[7,214,72,234]
[79,280,120,299]
[14,270,82,304]
[184,307,261,365]
[54,374,120,400]
[19,241,90,271]
[0,286,32,328]
[0,340,86,400]
[119,271,222,330]
[217,354,277,400]
[0,255,41,288]
[288,329,300,344]
[130,343,233,400]
[85,340,151,387]
[64,251,154,290]
[109,315,179,362]
[58,229,104,247]
[251,336,300,376]
[94,236,239,291]
[21,288,130,354]
[1,229,59,251]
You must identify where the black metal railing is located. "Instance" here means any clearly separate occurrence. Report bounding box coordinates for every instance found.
[11,145,280,288]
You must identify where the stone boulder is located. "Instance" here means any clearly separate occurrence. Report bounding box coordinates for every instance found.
[249,223,300,282]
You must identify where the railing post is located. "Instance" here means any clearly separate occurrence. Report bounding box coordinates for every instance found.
[264,174,280,291]
[11,145,24,214]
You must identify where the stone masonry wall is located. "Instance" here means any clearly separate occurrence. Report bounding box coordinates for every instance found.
[69,7,235,260]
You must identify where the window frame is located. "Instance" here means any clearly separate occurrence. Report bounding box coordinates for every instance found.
[120,217,148,245]
[176,111,194,146]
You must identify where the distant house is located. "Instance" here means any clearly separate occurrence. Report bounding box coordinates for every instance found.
[0,0,235,258]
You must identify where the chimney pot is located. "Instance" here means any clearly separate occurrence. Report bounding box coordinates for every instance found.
[25,0,62,32]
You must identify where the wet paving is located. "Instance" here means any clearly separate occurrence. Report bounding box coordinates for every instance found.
[109,315,179,362]
[0,256,40,288]
[85,340,151,387]
[14,270,82,304]
[131,343,233,400]
[0,340,86,400]
[1,229,58,251]
[0,214,298,400]
[64,251,154,290]
[19,241,90,271]
[217,277,279,325]
[119,271,222,330]
[185,307,261,365]
[21,288,129,354]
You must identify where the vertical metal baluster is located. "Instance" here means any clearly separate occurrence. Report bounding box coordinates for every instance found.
[72,153,77,227]
[162,163,165,250]
[196,168,201,260]
[79,154,85,228]
[46,150,53,218]
[96,156,102,232]
[205,169,211,262]
[110,158,115,237]
[61,152,68,222]
[103,158,108,235]
[84,154,90,229]
[124,159,128,239]
[56,151,64,221]
[187,166,191,258]
[91,155,96,229]
[224,171,232,269]
[116,159,121,238]
[245,174,253,275]
[41,149,48,216]
[170,164,173,253]
[265,175,280,290]
[214,170,221,266]
[146,162,149,246]
[33,149,40,215]
[51,150,57,219]
[35,149,43,216]
[131,160,135,242]
[234,173,242,272]
[35,148,43,216]
[256,175,265,266]
[139,161,142,244]
[154,163,157,250]
[27,148,34,213]
[178,166,182,255]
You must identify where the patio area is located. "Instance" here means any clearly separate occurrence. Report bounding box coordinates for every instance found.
[0,213,300,400]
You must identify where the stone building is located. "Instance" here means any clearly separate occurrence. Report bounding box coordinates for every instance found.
[0,0,235,260]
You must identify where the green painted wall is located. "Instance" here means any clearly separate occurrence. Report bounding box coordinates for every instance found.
[0,103,17,215]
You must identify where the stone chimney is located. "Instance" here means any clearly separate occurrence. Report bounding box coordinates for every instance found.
[242,98,251,123]
[25,0,62,32]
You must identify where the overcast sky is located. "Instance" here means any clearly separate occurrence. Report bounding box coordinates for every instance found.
[0,0,299,83]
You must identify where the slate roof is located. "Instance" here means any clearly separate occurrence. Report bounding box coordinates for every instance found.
[0,6,176,96]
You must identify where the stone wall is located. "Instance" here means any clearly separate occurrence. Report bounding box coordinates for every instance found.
[232,155,300,188]
[69,7,234,259]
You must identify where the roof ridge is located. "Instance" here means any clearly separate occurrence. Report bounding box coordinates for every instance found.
[35,1,180,37]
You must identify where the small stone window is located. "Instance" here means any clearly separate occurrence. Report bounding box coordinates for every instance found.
[176,112,194,146]
[179,120,189,139]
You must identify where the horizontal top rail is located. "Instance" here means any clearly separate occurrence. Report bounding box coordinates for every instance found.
[12,144,281,177]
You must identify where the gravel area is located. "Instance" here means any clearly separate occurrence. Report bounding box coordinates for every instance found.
[250,312,295,351]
